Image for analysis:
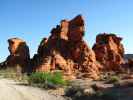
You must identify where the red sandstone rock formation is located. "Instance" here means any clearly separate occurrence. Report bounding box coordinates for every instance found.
[31,15,101,79]
[5,38,30,72]
[92,33,125,71]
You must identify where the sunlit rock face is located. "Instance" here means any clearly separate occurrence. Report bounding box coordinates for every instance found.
[6,38,30,72]
[92,33,125,71]
[31,15,101,80]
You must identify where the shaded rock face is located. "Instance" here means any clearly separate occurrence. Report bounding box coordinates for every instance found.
[31,15,101,79]
[127,59,133,69]
[6,38,30,72]
[92,33,125,71]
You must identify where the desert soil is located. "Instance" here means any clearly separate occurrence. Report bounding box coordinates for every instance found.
[0,78,65,100]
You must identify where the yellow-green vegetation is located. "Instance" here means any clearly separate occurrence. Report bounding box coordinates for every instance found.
[0,67,19,79]
[107,76,120,84]
[28,71,68,89]
[0,66,68,89]
[99,72,120,84]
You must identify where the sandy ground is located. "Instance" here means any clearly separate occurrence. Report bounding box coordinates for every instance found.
[0,78,65,100]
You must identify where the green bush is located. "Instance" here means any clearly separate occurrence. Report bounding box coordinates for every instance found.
[28,71,68,88]
[51,71,67,85]
[107,76,120,84]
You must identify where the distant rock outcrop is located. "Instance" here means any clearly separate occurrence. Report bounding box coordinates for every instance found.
[92,33,125,71]
[127,59,133,68]
[124,54,133,61]
[31,15,101,79]
[5,38,30,72]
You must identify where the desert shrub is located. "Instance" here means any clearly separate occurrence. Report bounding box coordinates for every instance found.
[0,66,29,82]
[28,71,68,88]
[107,76,120,84]
[50,71,67,85]
[0,67,18,79]
[65,86,83,97]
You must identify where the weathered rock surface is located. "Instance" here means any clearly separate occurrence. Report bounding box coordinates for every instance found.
[5,38,30,72]
[31,15,101,79]
[66,78,133,100]
[93,33,125,71]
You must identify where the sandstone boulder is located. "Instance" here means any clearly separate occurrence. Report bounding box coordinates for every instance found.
[5,38,30,72]
[93,33,125,71]
[31,15,101,80]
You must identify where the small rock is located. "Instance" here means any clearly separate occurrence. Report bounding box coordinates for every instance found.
[83,88,95,95]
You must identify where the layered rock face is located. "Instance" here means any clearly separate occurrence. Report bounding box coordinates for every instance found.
[92,33,125,71]
[5,38,30,72]
[31,15,101,79]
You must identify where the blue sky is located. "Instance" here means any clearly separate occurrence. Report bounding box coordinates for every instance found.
[0,0,133,62]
